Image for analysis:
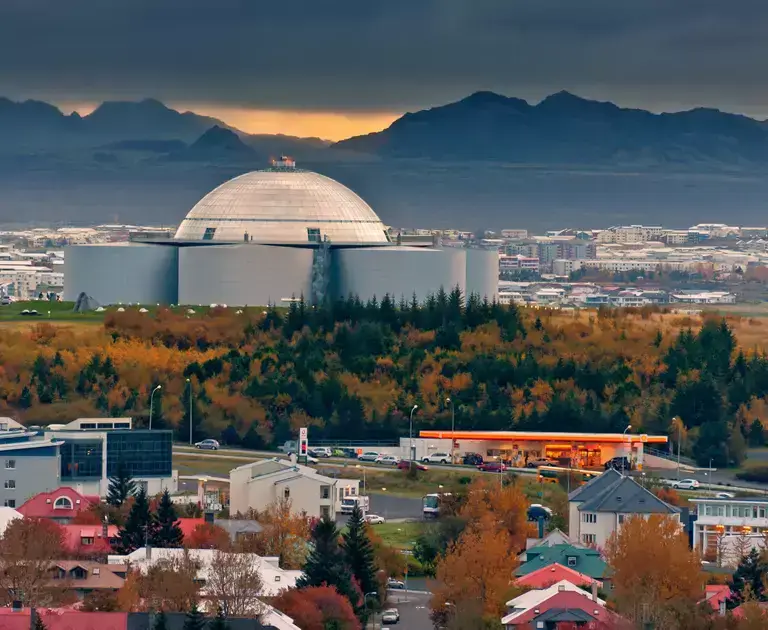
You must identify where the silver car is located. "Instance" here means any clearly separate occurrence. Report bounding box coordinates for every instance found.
[194,439,219,450]
[381,609,399,625]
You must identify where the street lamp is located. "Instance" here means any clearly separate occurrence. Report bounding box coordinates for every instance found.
[446,397,455,464]
[622,423,632,471]
[186,378,193,445]
[149,385,162,431]
[356,464,367,516]
[409,405,418,470]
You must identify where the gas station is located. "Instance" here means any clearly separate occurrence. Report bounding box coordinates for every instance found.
[412,430,669,470]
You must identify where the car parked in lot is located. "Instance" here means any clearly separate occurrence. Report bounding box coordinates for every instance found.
[672,478,700,490]
[422,452,452,464]
[364,514,386,525]
[478,461,507,473]
[357,451,379,462]
[308,446,332,458]
[604,456,632,471]
[463,452,484,466]
[387,578,405,590]
[194,439,220,450]
[381,609,400,624]
[526,458,558,469]
[375,454,401,465]
[397,460,428,471]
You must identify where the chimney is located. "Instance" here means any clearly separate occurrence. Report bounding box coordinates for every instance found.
[204,511,215,524]
[591,580,598,602]
[146,545,152,561]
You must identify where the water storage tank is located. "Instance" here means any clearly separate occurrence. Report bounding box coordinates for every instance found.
[466,248,499,301]
[178,244,313,306]
[332,246,466,303]
[63,243,178,305]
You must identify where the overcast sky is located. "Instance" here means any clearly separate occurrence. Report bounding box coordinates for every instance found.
[2,0,767,137]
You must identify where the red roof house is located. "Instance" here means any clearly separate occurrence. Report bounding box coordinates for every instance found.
[502,590,617,628]
[0,609,127,630]
[702,584,730,614]
[18,488,99,523]
[516,563,603,590]
[178,517,206,540]
[60,524,119,555]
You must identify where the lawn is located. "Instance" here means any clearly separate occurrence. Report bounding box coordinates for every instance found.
[369,522,428,549]
[0,300,104,322]
[173,453,265,477]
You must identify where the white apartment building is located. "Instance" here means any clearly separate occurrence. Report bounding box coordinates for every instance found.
[691,498,768,563]
[569,470,681,548]
[501,229,529,240]
[229,458,360,518]
[553,259,584,276]
[500,254,540,273]
[596,225,664,244]
[670,292,736,305]
[579,259,696,273]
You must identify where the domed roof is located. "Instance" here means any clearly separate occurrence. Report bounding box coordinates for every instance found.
[174,167,389,245]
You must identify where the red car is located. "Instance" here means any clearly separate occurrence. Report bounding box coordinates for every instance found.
[478,462,507,473]
[398,460,429,471]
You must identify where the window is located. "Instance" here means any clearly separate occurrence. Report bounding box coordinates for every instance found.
[567,556,578,567]
[80,423,97,429]
[54,497,73,510]
[618,514,625,524]
[81,537,94,546]
[105,431,172,478]
[284,488,290,500]
[320,505,331,519]
[582,513,597,524]
[4,500,15,508]
[4,460,14,470]
[203,227,217,240]
[4,480,14,490]
[582,534,596,545]
[307,228,321,243]
[320,486,330,500]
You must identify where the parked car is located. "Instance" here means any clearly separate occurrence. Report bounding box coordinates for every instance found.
[332,448,346,457]
[358,451,379,462]
[422,452,452,464]
[341,447,358,458]
[279,440,298,454]
[715,492,735,499]
[462,452,484,466]
[304,454,319,464]
[604,456,632,471]
[527,503,553,521]
[526,458,558,469]
[478,462,507,473]
[194,439,220,450]
[308,446,332,458]
[672,478,700,490]
[387,578,405,590]
[364,514,386,525]
[376,454,401,465]
[381,609,400,624]
[397,460,428,471]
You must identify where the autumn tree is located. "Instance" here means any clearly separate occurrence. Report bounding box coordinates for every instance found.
[272,586,360,630]
[139,552,200,612]
[80,590,120,612]
[205,550,264,618]
[0,518,66,607]
[605,514,705,626]
[458,478,530,552]
[185,523,230,550]
[235,498,311,569]
[153,489,184,548]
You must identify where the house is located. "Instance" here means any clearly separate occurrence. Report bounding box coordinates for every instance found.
[501,580,611,628]
[515,544,610,586]
[60,523,119,555]
[229,458,359,518]
[701,584,730,616]
[568,469,680,548]
[691,497,768,562]
[518,528,575,562]
[18,488,99,524]
[516,563,603,590]
[49,561,126,599]
[108,547,301,597]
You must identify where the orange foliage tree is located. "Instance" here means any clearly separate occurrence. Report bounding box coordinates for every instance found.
[185,523,231,550]
[605,514,705,627]
[272,586,360,630]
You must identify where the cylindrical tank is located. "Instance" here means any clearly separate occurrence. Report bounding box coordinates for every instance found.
[63,243,178,305]
[466,248,499,301]
[332,246,466,303]
[178,244,313,306]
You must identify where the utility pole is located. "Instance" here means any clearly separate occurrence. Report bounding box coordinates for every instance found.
[676,419,682,480]
[187,378,193,445]
[446,397,455,464]
[409,405,418,470]
[149,385,161,431]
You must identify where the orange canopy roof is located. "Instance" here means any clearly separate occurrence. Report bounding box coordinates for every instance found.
[419,430,667,444]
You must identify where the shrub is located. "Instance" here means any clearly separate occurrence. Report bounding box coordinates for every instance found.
[736,465,768,483]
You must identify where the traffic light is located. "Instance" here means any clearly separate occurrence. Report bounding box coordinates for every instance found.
[301,443,307,455]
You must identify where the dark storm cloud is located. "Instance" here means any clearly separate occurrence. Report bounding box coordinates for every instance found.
[1,0,767,112]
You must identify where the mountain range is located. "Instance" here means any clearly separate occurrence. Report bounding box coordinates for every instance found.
[3,92,768,230]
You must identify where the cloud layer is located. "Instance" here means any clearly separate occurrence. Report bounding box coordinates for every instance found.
[2,0,767,114]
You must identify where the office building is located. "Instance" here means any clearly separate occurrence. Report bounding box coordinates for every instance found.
[0,430,63,508]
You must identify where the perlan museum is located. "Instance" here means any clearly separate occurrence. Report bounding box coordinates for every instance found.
[64,160,498,307]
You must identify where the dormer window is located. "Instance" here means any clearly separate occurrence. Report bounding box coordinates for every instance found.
[53,496,73,510]
[567,556,577,567]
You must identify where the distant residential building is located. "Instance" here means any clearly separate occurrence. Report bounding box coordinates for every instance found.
[500,255,540,274]
[515,563,602,590]
[18,488,99,524]
[691,497,768,565]
[501,580,612,628]
[514,544,609,585]
[568,469,681,549]
[501,229,529,239]
[50,561,126,600]
[0,430,63,509]
[60,523,118,555]
[670,291,736,305]
[597,225,664,244]
[557,241,596,260]
[229,458,360,519]
[690,223,739,238]
[552,259,583,276]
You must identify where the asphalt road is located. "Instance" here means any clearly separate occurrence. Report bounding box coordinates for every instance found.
[379,591,432,630]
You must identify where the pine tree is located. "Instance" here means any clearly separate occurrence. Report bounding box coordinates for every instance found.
[107,461,137,507]
[342,504,378,597]
[152,611,168,630]
[153,488,184,548]
[114,485,156,554]
[33,613,47,630]
[728,547,767,608]
[209,606,229,630]
[298,516,360,610]
[183,602,206,630]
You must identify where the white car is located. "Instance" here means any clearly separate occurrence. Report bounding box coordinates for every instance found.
[358,451,379,462]
[375,454,401,465]
[422,452,452,464]
[381,609,400,625]
[364,514,386,525]
[194,439,220,450]
[309,447,332,458]
[387,578,405,590]
[715,492,735,499]
[672,478,700,490]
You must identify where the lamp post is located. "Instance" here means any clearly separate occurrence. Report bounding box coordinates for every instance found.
[149,385,162,431]
[622,423,632,473]
[186,378,193,446]
[446,397,455,464]
[675,417,682,481]
[356,464,367,517]
[409,404,418,470]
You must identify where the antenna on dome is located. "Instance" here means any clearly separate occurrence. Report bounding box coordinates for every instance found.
[270,156,296,169]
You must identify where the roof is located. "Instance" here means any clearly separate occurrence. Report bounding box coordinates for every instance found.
[0,610,127,630]
[232,458,338,485]
[702,584,731,610]
[50,561,126,590]
[515,545,609,579]
[18,488,98,519]
[178,517,205,539]
[174,169,388,245]
[577,475,681,515]
[419,430,667,444]
[0,507,22,534]
[516,563,603,589]
[502,581,607,625]
[216,518,264,536]
[60,524,119,553]
[568,468,623,502]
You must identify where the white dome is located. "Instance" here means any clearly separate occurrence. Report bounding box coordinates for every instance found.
[174,168,389,245]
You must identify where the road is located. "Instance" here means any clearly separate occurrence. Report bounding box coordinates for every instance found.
[380,590,432,630]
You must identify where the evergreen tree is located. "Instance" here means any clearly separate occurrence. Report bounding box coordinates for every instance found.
[728,547,767,608]
[209,606,229,630]
[33,613,47,630]
[298,516,360,612]
[153,488,184,548]
[106,461,136,507]
[152,611,168,630]
[748,419,765,447]
[183,602,206,630]
[114,485,156,554]
[342,504,378,597]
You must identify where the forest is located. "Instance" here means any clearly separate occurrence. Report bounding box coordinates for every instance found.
[2,291,768,466]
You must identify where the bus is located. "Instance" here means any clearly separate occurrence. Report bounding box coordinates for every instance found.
[536,465,600,486]
[422,493,452,519]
